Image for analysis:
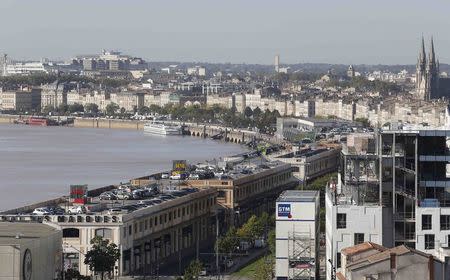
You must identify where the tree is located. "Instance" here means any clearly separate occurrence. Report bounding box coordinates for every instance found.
[183,260,203,280]
[42,105,54,115]
[84,236,120,280]
[84,103,99,114]
[105,103,119,116]
[57,104,69,115]
[355,117,370,128]
[253,256,274,280]
[139,105,150,115]
[267,229,275,254]
[217,227,239,255]
[253,107,262,118]
[68,103,84,114]
[64,269,91,280]
[120,107,126,115]
[244,106,253,118]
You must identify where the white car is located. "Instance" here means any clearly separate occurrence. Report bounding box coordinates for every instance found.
[170,174,182,180]
[67,206,87,214]
[33,207,51,215]
[161,173,169,179]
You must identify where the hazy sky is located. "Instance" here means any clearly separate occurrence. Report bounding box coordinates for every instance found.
[1,0,450,65]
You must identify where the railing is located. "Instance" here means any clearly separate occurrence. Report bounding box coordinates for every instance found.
[393,211,415,220]
[395,231,415,241]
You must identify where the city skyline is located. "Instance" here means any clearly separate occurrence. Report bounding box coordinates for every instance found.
[1,0,450,65]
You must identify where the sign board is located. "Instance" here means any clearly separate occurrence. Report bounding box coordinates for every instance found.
[278,203,292,218]
[172,160,187,174]
[70,185,88,204]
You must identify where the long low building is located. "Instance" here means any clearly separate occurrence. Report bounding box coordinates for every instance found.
[1,187,217,277]
[185,158,298,227]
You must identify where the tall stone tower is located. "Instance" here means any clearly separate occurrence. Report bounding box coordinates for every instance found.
[415,36,440,100]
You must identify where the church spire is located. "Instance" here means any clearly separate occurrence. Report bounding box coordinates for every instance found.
[429,36,436,66]
[419,35,426,65]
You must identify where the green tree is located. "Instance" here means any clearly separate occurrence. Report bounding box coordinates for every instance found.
[253,107,262,118]
[120,107,126,115]
[64,269,91,280]
[355,117,370,128]
[253,256,274,280]
[244,106,253,118]
[139,105,150,115]
[105,103,119,116]
[42,105,54,115]
[68,103,84,113]
[237,215,263,241]
[183,259,203,280]
[267,229,275,254]
[84,103,99,114]
[84,236,120,280]
[57,104,69,115]
[217,227,240,255]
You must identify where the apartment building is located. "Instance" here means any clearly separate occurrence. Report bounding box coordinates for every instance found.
[326,127,450,279]
[0,90,38,112]
[41,81,67,109]
[110,92,144,112]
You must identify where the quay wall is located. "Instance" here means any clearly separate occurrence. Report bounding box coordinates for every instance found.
[0,115,15,124]
[74,118,144,130]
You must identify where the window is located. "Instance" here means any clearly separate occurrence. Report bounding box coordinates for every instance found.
[422,215,432,230]
[448,235,450,248]
[95,228,112,239]
[336,252,341,268]
[337,213,346,229]
[145,219,148,230]
[354,233,364,245]
[441,215,450,230]
[123,227,127,237]
[128,225,132,235]
[425,234,435,249]
[63,228,80,238]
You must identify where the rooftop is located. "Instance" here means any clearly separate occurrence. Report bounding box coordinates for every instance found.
[277,190,319,203]
[0,222,59,245]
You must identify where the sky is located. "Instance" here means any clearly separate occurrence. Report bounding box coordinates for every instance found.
[1,0,450,65]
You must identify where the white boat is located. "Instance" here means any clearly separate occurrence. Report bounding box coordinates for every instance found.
[144,122,182,135]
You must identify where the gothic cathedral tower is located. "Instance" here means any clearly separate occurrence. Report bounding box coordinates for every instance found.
[416,36,440,100]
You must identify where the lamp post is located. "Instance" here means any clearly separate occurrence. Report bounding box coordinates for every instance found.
[328,259,336,280]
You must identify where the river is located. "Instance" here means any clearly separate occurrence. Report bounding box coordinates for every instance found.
[0,124,248,211]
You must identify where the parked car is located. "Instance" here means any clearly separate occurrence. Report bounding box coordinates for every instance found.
[115,191,131,200]
[48,206,65,215]
[67,206,87,214]
[170,174,182,180]
[33,207,51,215]
[99,192,117,200]
[161,173,170,179]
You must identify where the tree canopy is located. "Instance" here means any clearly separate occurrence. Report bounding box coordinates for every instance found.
[84,236,120,280]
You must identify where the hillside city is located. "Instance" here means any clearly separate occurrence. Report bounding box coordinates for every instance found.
[1,21,450,280]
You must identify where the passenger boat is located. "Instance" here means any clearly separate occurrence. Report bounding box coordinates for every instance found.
[144,122,182,135]
[27,116,57,126]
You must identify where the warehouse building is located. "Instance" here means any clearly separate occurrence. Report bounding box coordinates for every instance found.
[186,158,298,227]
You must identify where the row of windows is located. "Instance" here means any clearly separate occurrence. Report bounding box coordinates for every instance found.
[123,196,215,238]
[422,214,450,230]
[62,227,112,239]
[424,234,450,249]
[235,171,291,200]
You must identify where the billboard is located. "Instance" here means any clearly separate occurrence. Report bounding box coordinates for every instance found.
[70,184,88,204]
[172,160,187,175]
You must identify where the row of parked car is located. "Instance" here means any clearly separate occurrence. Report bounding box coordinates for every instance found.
[99,185,159,201]
[106,188,198,214]
[32,205,87,215]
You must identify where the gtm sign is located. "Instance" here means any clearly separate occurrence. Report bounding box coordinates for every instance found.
[278,204,292,218]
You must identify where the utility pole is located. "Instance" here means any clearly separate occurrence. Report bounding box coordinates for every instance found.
[215,212,220,280]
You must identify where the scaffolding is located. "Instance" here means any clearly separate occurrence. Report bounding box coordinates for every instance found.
[288,225,315,280]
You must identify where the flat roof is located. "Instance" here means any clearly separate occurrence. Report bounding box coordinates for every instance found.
[0,222,59,245]
[277,190,319,202]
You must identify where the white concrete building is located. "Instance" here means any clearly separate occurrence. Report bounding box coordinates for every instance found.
[276,190,320,280]
[0,222,62,280]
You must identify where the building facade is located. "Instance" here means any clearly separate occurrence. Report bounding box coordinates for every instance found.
[275,190,320,280]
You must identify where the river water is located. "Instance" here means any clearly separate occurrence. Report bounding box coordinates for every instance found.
[0,124,247,211]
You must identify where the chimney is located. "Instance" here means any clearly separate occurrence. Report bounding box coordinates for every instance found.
[390,253,397,279]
